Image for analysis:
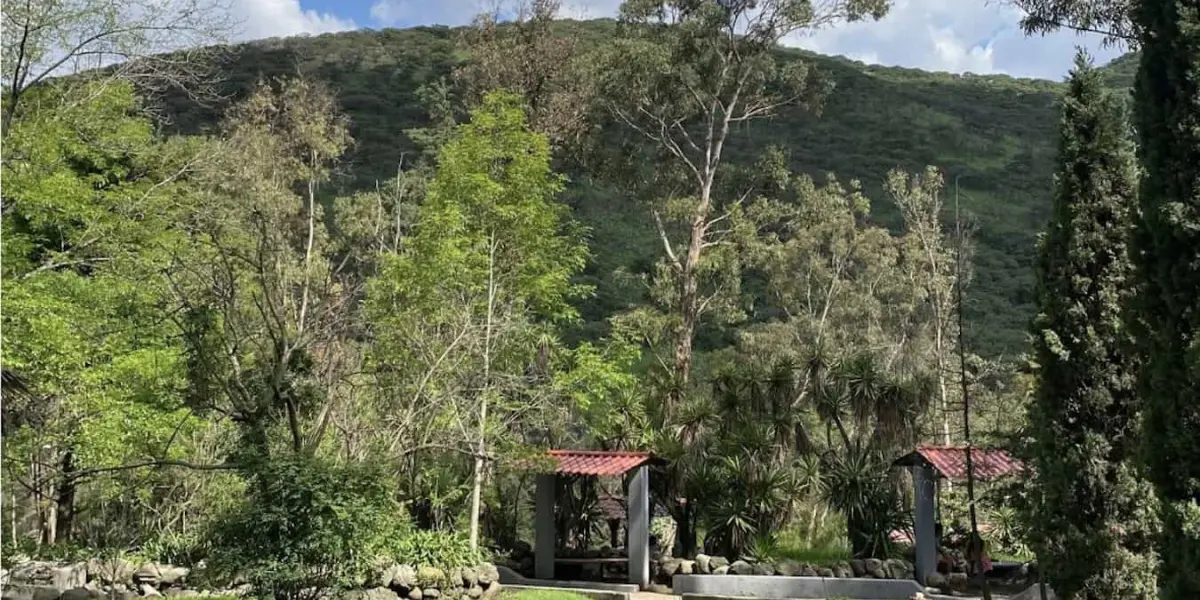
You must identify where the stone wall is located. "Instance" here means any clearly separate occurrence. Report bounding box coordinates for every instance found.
[655,555,916,583]
[0,560,503,600]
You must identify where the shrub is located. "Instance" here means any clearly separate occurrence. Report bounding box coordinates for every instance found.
[204,456,405,600]
[386,529,483,569]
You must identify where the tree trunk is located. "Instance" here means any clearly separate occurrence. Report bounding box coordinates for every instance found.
[54,450,77,544]
[468,235,499,553]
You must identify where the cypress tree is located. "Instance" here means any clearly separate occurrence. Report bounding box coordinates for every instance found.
[1130,1,1200,596]
[1029,50,1158,600]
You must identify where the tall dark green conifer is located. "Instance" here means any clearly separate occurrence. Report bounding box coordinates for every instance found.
[1029,51,1158,600]
[1130,1,1200,596]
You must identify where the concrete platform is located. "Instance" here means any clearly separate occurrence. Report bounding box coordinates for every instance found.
[674,574,924,600]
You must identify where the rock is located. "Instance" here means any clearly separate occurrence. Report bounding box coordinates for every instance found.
[947,572,969,593]
[133,565,161,586]
[407,589,423,600]
[645,585,672,595]
[849,559,866,577]
[52,565,87,592]
[774,560,800,577]
[424,588,440,600]
[416,567,445,589]
[480,583,502,600]
[678,560,695,575]
[816,567,834,578]
[660,558,683,577]
[140,584,162,597]
[61,586,102,600]
[713,566,730,575]
[909,594,926,600]
[694,554,712,574]
[466,587,482,600]
[800,565,817,578]
[751,562,775,576]
[158,567,189,587]
[346,588,399,600]
[459,567,478,588]
[389,565,417,590]
[925,572,947,590]
[476,565,498,587]
[2,584,62,600]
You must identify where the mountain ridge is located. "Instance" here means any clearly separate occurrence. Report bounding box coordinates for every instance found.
[159,20,1136,357]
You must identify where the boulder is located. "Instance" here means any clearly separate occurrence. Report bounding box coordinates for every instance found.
[925,572,947,590]
[416,567,445,589]
[389,565,417,590]
[157,567,189,587]
[1,584,62,600]
[709,557,729,571]
[133,565,161,586]
[694,554,712,574]
[659,559,682,578]
[774,560,801,577]
[751,562,775,576]
[816,568,834,578]
[799,565,817,578]
[729,560,753,575]
[407,589,423,600]
[678,560,695,575]
[909,594,926,600]
[947,572,969,593]
[459,567,478,588]
[424,588,440,600]
[52,565,87,592]
[466,587,483,600]
[140,584,162,597]
[10,562,56,583]
[480,583,502,600]
[476,565,498,587]
[713,566,730,575]
[849,559,866,577]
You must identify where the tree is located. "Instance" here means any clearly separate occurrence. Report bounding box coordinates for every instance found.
[367,90,589,551]
[1129,1,1200,596]
[1,81,211,545]
[0,0,235,132]
[456,0,594,150]
[1005,0,1134,46]
[172,77,355,463]
[1028,51,1157,600]
[888,166,958,447]
[593,0,892,420]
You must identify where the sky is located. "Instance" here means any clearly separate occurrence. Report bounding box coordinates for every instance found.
[231,0,1130,81]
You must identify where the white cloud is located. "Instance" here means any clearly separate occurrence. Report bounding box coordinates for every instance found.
[363,0,1130,80]
[232,0,357,41]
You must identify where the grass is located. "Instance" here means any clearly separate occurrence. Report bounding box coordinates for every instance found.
[502,590,595,600]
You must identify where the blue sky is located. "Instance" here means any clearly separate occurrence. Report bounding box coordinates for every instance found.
[230,0,1130,81]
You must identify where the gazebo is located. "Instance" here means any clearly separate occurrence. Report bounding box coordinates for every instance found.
[528,450,666,589]
[892,445,1024,585]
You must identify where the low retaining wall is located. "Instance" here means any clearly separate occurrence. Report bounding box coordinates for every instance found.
[674,574,924,600]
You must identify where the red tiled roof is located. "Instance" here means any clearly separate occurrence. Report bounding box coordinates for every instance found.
[894,445,1024,481]
[544,450,658,476]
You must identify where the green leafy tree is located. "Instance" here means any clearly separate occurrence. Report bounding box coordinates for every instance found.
[1130,1,1200,596]
[1028,51,1157,600]
[593,0,892,419]
[1,81,208,545]
[368,90,589,550]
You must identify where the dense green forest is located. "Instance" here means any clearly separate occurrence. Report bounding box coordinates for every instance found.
[161,20,1129,357]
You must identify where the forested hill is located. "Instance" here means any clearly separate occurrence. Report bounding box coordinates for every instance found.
[161,19,1133,357]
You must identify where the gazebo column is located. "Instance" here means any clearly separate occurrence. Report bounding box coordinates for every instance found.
[627,465,649,589]
[535,473,556,580]
[912,465,937,585]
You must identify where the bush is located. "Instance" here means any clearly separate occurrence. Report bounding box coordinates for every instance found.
[386,529,483,569]
[204,456,405,600]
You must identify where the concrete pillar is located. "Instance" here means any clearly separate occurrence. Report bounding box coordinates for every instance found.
[535,473,556,580]
[627,465,650,589]
[912,465,937,585]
